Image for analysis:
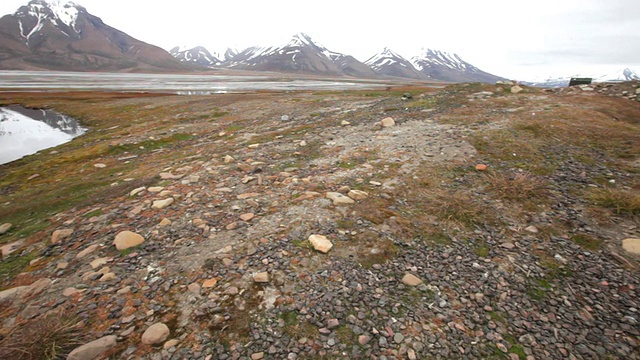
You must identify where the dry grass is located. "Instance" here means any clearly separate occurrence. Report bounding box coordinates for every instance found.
[587,187,640,217]
[483,171,547,202]
[0,313,86,360]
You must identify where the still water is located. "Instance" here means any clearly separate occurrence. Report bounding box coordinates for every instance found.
[0,70,393,93]
[0,105,86,164]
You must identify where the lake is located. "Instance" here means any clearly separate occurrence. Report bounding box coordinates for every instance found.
[0,105,86,164]
[0,70,396,94]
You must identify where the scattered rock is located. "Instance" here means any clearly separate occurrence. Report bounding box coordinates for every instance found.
[90,257,109,269]
[63,287,81,297]
[158,218,172,227]
[240,213,255,222]
[525,225,539,233]
[94,163,107,168]
[281,115,290,121]
[51,228,74,244]
[152,198,175,209]
[148,186,164,193]
[141,323,170,345]
[188,283,201,295]
[475,164,488,171]
[76,244,99,259]
[326,192,355,205]
[347,190,369,200]
[113,231,145,251]
[309,234,333,253]
[1,239,24,256]
[130,187,146,196]
[327,318,340,330]
[67,335,117,360]
[402,273,423,286]
[253,272,270,283]
[511,85,523,94]
[0,223,12,235]
[380,117,396,128]
[251,352,265,360]
[622,238,640,255]
[224,155,235,163]
[202,279,218,288]
[163,339,180,350]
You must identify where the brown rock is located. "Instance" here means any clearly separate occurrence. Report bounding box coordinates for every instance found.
[251,352,265,360]
[622,238,640,255]
[163,339,180,350]
[90,257,109,269]
[240,213,255,222]
[113,231,145,251]
[309,234,333,253]
[348,190,369,200]
[141,323,170,345]
[202,278,218,288]
[67,335,117,360]
[511,85,523,94]
[63,287,81,297]
[326,192,355,205]
[158,218,172,227]
[253,272,270,283]
[475,164,488,171]
[51,228,74,244]
[76,244,99,259]
[402,273,423,286]
[381,117,396,127]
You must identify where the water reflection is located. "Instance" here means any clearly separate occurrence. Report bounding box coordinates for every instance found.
[0,105,86,164]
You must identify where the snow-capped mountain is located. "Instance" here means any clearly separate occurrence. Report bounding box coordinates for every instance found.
[526,68,640,87]
[0,0,185,71]
[411,49,505,83]
[170,45,221,67]
[225,33,378,78]
[365,48,429,80]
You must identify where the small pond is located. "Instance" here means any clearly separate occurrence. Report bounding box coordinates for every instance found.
[0,105,86,165]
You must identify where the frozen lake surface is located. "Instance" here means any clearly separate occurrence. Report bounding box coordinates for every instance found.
[0,71,393,94]
[0,105,86,164]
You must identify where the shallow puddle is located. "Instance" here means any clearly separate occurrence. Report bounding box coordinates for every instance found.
[0,105,86,164]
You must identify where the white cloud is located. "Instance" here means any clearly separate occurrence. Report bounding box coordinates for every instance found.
[1,0,638,80]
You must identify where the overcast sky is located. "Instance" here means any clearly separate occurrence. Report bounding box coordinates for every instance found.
[1,0,639,80]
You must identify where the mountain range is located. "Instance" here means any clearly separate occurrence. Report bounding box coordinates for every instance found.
[525,68,640,87]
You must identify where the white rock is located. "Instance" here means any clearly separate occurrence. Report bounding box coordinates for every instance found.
[348,190,369,200]
[0,223,12,235]
[51,228,74,244]
[511,85,523,94]
[309,234,333,253]
[130,187,146,196]
[326,192,355,205]
[152,198,175,209]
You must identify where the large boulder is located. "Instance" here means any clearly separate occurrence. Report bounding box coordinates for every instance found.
[141,322,170,345]
[67,335,117,360]
[113,231,145,251]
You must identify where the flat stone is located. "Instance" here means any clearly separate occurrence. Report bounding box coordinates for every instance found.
[0,223,12,235]
[90,257,109,269]
[341,120,351,126]
[622,238,640,255]
[327,318,340,330]
[63,287,81,297]
[253,272,270,283]
[100,273,117,282]
[358,335,371,345]
[309,234,333,253]
[1,239,24,256]
[224,155,235,163]
[501,242,516,250]
[141,323,170,345]
[130,187,146,196]
[402,273,423,286]
[148,187,164,193]
[117,286,131,295]
[51,228,74,244]
[56,262,69,270]
[187,283,201,295]
[113,231,145,251]
[94,163,107,168]
[240,213,255,222]
[347,190,369,200]
[525,225,539,233]
[159,172,184,180]
[202,278,218,288]
[158,218,172,227]
[76,244,99,259]
[381,117,396,127]
[326,192,355,205]
[0,285,29,302]
[163,339,180,350]
[152,198,174,209]
[475,164,488,171]
[251,352,265,360]
[237,192,260,200]
[67,335,117,360]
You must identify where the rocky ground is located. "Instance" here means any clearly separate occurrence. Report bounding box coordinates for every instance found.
[0,82,639,360]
